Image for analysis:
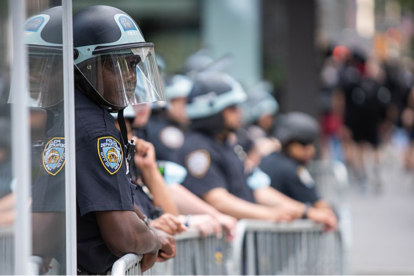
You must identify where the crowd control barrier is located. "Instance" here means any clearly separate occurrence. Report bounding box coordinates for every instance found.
[0,227,13,275]
[230,219,345,275]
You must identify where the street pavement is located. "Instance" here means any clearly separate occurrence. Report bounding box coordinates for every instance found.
[347,143,414,274]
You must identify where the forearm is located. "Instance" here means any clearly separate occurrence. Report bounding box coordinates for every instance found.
[168,185,223,217]
[96,210,161,257]
[313,200,332,210]
[140,164,179,216]
[203,189,275,220]
[254,187,304,216]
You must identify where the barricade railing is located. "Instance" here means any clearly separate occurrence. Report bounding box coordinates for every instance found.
[229,219,345,275]
[0,227,14,275]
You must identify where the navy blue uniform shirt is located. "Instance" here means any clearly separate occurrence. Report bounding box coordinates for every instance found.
[145,112,185,162]
[75,89,135,274]
[32,110,66,213]
[173,131,256,203]
[260,152,320,204]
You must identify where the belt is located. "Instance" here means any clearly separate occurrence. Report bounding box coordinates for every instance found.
[77,267,111,276]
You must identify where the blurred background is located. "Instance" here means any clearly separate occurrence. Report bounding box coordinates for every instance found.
[2,0,414,274]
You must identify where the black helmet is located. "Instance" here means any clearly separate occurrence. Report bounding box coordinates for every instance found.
[274,112,319,145]
[186,72,246,134]
[73,5,164,112]
[23,6,64,109]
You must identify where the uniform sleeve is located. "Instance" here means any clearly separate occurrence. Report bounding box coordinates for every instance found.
[283,169,320,204]
[76,134,134,218]
[176,148,228,198]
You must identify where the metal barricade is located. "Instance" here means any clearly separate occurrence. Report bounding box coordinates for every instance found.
[0,227,13,275]
[230,219,345,275]
[113,228,230,276]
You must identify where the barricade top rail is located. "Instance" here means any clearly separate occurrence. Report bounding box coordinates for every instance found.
[237,219,325,232]
[0,226,13,235]
[111,253,143,276]
[174,228,200,240]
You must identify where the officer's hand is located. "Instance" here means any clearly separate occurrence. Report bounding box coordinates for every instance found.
[186,214,223,238]
[152,228,176,262]
[307,208,337,232]
[270,206,295,222]
[215,214,237,241]
[150,213,187,236]
[133,137,156,169]
[141,251,158,272]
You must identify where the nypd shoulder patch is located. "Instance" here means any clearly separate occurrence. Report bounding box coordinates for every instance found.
[159,126,184,149]
[185,150,210,178]
[97,136,123,175]
[43,137,65,176]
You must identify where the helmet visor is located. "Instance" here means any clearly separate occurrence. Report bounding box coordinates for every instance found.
[75,46,164,110]
[11,46,64,108]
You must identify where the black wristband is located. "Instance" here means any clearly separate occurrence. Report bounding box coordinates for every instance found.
[301,203,311,219]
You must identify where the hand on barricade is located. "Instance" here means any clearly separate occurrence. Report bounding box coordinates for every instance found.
[150,213,187,235]
[152,228,176,262]
[215,213,237,241]
[186,214,223,238]
[141,251,158,272]
[271,206,295,222]
[307,208,337,232]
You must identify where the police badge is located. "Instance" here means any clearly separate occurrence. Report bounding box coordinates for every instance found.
[97,136,123,175]
[43,137,65,176]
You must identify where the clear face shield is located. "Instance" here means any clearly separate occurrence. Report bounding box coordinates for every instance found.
[28,47,64,108]
[75,44,165,111]
[8,46,64,109]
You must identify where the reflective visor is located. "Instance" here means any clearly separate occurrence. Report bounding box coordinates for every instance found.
[25,47,64,108]
[75,46,164,110]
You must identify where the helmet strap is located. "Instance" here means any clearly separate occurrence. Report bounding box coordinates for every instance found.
[118,109,136,180]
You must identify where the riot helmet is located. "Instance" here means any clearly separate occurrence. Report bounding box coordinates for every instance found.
[23,6,64,109]
[73,5,164,112]
[274,112,320,146]
[242,81,279,125]
[186,73,246,134]
[164,74,193,102]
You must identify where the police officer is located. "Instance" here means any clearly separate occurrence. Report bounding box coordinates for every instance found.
[144,74,192,161]
[24,7,68,273]
[173,72,302,221]
[260,112,337,217]
[72,6,174,274]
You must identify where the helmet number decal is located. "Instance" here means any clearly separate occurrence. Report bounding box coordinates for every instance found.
[97,136,123,175]
[118,15,137,31]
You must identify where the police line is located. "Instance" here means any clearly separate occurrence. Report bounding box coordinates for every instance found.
[111,220,346,275]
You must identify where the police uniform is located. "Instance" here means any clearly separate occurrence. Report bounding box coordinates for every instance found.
[174,131,256,203]
[75,89,135,274]
[144,111,185,162]
[32,110,66,212]
[260,152,320,204]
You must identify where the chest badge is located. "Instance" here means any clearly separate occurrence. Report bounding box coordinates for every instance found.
[43,137,65,176]
[97,136,123,175]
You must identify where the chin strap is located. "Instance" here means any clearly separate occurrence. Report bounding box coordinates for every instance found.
[118,109,136,180]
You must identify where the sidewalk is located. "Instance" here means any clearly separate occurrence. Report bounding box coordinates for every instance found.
[348,144,414,274]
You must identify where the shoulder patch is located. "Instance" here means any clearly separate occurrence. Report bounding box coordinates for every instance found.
[97,136,123,175]
[297,166,315,188]
[185,150,211,178]
[159,126,184,149]
[43,137,65,176]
